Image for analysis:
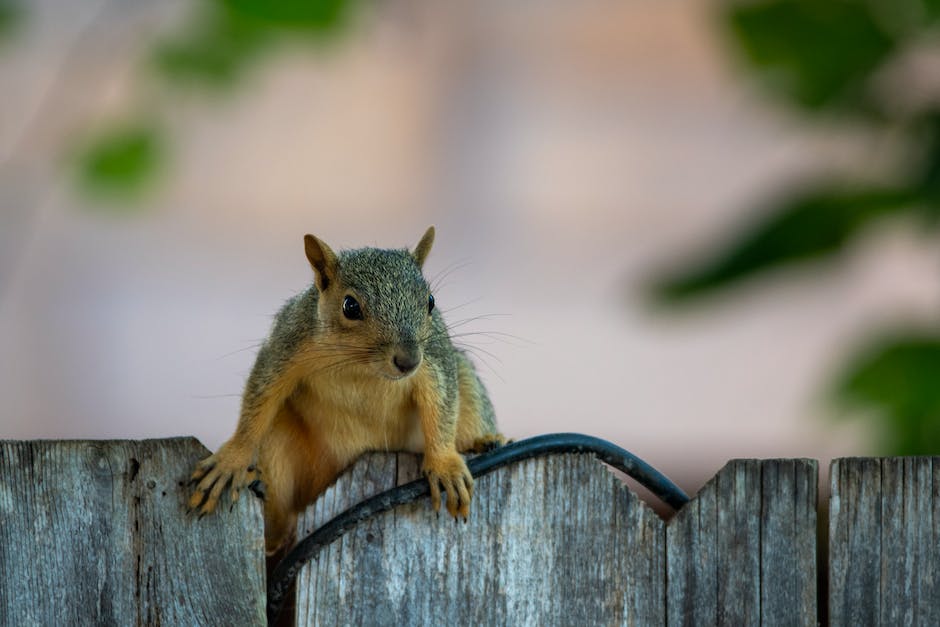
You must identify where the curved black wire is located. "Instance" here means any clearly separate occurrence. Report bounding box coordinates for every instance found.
[266,432,689,623]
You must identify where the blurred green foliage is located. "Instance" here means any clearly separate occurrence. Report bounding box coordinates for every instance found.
[222,0,351,31]
[652,186,917,302]
[728,0,895,111]
[154,0,352,87]
[73,0,355,199]
[0,0,20,39]
[838,335,940,454]
[75,125,164,202]
[653,0,940,454]
[153,11,267,87]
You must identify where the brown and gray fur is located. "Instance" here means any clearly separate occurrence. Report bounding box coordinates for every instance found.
[188,227,504,552]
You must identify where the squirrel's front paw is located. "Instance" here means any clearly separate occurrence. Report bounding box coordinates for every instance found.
[467,433,509,454]
[187,447,260,516]
[422,451,474,519]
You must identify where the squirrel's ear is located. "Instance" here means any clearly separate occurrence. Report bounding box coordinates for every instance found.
[304,234,338,291]
[412,226,435,269]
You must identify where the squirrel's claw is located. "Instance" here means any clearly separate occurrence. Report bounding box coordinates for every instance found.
[427,474,443,513]
[189,457,217,483]
[188,466,231,516]
[422,452,474,520]
[186,449,256,517]
[228,466,262,506]
[447,471,472,519]
[248,478,267,501]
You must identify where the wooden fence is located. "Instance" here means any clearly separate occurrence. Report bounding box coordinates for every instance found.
[0,438,937,626]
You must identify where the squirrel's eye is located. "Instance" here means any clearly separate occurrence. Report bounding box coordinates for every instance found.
[342,295,363,320]
[427,294,435,314]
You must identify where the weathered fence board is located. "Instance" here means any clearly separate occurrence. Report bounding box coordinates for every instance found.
[0,439,265,626]
[6,438,938,626]
[829,457,940,626]
[295,454,818,627]
[296,453,666,626]
[666,459,817,627]
[759,460,818,623]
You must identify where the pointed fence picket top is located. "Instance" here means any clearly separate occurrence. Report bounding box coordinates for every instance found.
[294,454,818,626]
[666,459,818,626]
[0,439,266,626]
[829,457,940,626]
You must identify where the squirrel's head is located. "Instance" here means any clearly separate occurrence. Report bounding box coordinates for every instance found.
[304,227,437,381]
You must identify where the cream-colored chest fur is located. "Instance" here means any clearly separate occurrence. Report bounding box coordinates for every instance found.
[288,369,426,461]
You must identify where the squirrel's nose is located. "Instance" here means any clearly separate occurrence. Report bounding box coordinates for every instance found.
[392,352,420,375]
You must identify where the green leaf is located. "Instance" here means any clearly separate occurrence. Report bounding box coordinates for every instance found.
[727,0,895,110]
[0,0,20,39]
[836,333,940,455]
[221,0,353,33]
[922,0,940,21]
[75,125,164,202]
[651,187,916,303]
[153,11,268,87]
[915,113,940,223]
[154,0,353,88]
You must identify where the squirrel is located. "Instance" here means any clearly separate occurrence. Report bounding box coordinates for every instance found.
[188,227,505,553]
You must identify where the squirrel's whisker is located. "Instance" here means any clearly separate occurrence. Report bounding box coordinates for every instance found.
[439,297,484,315]
[429,259,473,292]
[215,341,266,360]
[452,341,503,366]
[449,331,532,347]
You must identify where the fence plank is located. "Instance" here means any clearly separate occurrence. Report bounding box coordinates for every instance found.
[296,452,666,626]
[760,460,818,625]
[829,457,940,626]
[666,459,817,627]
[0,439,265,626]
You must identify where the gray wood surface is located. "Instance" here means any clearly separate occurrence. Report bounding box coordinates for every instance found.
[666,459,817,627]
[759,460,818,624]
[21,441,937,626]
[296,454,819,627]
[829,457,940,626]
[296,453,666,626]
[0,438,265,626]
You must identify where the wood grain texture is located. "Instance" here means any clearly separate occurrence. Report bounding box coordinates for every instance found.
[0,438,265,626]
[666,459,817,627]
[759,460,818,625]
[829,457,940,626]
[296,452,666,626]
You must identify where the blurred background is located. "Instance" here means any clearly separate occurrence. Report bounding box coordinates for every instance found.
[1,0,938,495]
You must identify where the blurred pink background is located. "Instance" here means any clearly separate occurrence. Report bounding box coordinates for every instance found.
[2,1,938,493]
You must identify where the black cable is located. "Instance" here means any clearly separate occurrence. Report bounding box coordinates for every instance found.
[266,432,689,624]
